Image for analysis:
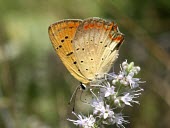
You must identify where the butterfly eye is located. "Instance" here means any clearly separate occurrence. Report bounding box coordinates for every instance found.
[80,83,86,90]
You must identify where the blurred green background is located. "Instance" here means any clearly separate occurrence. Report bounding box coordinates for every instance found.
[0,0,170,128]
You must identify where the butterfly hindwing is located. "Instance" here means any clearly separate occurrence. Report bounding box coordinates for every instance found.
[72,17,124,81]
[72,18,105,80]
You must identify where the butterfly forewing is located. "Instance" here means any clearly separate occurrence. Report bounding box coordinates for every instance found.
[48,20,90,84]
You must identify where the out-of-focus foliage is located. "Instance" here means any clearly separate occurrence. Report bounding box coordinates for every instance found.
[0,0,169,128]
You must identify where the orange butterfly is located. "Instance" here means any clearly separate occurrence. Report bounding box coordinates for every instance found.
[48,17,124,89]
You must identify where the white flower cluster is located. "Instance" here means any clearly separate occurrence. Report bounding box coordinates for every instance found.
[68,112,96,128]
[68,60,144,128]
[112,60,142,89]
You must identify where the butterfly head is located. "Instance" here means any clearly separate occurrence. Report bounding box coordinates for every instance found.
[80,82,87,90]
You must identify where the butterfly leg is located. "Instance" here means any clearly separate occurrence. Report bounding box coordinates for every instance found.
[104,73,107,80]
[104,73,116,80]
[90,88,98,100]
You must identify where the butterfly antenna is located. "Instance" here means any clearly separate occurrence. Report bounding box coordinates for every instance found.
[68,85,80,112]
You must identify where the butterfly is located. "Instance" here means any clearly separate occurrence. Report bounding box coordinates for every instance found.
[48,17,124,89]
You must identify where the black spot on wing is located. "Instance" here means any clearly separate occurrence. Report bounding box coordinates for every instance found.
[66,52,73,56]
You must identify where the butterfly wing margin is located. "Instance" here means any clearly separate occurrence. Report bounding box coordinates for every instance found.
[97,23,124,74]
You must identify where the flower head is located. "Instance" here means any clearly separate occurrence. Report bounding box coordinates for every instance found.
[100,82,116,97]
[68,112,95,128]
[114,113,129,128]
[69,60,144,128]
[120,92,140,106]
[112,60,144,89]
[91,97,114,119]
